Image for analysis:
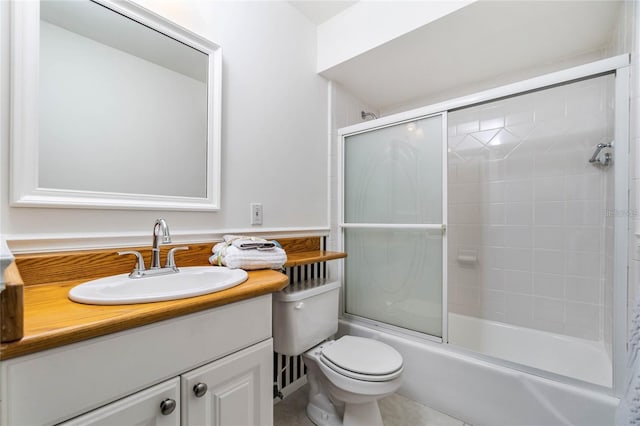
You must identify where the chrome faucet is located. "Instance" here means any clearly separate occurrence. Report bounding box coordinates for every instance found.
[118,219,189,279]
[151,218,171,269]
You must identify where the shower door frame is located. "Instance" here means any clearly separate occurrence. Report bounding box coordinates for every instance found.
[337,54,630,396]
[338,112,449,344]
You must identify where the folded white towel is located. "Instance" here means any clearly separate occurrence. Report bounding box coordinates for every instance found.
[223,235,276,250]
[210,238,287,270]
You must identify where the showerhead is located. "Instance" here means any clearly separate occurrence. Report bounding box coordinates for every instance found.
[361,111,378,121]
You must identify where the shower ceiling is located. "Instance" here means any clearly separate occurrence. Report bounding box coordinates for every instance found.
[318,1,623,112]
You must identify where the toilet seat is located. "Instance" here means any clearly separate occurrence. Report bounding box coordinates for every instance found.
[319,336,403,382]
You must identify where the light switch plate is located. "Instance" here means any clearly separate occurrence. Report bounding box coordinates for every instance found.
[251,203,263,225]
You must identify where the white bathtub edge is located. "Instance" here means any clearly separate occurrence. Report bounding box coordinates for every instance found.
[339,319,619,426]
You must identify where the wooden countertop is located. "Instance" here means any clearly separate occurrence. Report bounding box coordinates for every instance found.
[285,250,346,267]
[1,237,346,361]
[0,269,288,360]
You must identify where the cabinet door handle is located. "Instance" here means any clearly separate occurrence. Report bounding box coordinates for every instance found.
[160,398,176,415]
[193,382,208,398]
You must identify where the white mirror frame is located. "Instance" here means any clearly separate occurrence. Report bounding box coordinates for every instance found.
[10,0,222,211]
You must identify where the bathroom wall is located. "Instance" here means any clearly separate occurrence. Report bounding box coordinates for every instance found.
[0,0,329,250]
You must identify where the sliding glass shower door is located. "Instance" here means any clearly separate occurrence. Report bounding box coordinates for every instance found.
[447,74,617,387]
[340,114,445,338]
[338,57,629,393]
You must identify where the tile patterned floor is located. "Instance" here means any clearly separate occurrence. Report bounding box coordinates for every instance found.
[274,384,469,426]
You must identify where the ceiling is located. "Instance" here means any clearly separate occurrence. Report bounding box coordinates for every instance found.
[288,1,357,25]
[317,1,623,113]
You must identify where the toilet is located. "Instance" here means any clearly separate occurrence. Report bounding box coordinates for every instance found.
[273,280,403,426]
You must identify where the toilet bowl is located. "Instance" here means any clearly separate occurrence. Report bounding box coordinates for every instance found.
[302,336,403,426]
[272,279,404,426]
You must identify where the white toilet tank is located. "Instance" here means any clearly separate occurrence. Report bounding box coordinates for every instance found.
[272,279,341,356]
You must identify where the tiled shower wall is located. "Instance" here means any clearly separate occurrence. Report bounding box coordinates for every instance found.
[448,75,615,342]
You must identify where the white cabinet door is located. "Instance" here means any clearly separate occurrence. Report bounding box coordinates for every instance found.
[181,339,273,426]
[59,378,180,426]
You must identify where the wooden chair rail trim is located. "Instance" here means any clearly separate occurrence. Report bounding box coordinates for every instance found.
[14,236,342,287]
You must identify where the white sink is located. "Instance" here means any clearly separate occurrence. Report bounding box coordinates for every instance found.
[68,266,249,305]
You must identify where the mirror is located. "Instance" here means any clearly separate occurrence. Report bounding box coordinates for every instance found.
[11,0,222,210]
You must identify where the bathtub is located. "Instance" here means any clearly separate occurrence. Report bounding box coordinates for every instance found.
[448,313,613,388]
[339,315,619,426]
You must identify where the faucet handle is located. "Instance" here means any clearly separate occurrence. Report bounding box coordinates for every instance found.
[165,246,189,271]
[118,250,146,278]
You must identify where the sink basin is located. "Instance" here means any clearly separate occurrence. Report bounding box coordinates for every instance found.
[68,266,249,305]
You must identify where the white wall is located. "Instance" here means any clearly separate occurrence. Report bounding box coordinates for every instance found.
[1,0,329,251]
[316,0,474,73]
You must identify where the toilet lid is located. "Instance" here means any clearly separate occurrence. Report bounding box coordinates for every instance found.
[320,336,403,380]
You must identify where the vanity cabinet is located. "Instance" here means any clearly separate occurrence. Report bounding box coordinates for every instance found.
[181,340,272,425]
[0,296,273,426]
[58,340,272,426]
[59,378,181,426]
